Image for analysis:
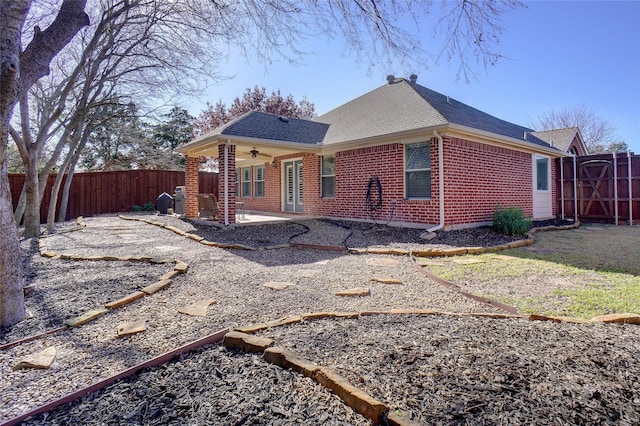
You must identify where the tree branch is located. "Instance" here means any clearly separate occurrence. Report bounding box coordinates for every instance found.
[19,0,89,95]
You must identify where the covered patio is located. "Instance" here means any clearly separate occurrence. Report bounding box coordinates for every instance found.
[177,112,327,226]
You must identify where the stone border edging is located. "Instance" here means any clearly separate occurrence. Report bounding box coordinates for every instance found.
[119,215,581,255]
[349,222,582,257]
[3,218,192,350]
[227,310,530,426]
[225,306,639,424]
[118,215,256,250]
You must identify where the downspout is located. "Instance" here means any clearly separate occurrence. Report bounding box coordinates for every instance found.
[613,152,618,225]
[628,151,633,225]
[427,130,445,232]
[224,139,230,226]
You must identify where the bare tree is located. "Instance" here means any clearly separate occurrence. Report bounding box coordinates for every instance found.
[4,0,521,327]
[531,105,620,154]
[193,86,317,137]
[1,0,89,327]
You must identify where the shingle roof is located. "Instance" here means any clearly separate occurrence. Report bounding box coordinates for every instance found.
[315,79,555,149]
[183,78,565,154]
[315,80,448,144]
[219,111,328,144]
[531,127,579,152]
[411,84,550,147]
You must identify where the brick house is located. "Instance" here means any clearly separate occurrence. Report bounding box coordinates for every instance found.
[178,75,587,229]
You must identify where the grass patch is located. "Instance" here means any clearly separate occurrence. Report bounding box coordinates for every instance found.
[551,273,640,318]
[423,225,640,319]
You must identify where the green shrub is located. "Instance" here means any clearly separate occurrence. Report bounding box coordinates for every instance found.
[131,204,142,212]
[493,205,531,236]
[142,202,156,211]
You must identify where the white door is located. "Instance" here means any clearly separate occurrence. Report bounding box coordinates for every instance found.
[533,155,552,219]
[283,160,303,212]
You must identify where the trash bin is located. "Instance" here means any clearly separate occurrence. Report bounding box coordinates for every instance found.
[157,192,173,215]
[174,186,185,215]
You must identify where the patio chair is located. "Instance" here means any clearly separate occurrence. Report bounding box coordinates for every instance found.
[197,193,219,220]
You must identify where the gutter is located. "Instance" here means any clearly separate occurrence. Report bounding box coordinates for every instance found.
[447,123,571,158]
[178,135,321,157]
[427,130,445,232]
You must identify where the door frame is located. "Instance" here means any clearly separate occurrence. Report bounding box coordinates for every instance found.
[533,154,552,219]
[282,158,303,213]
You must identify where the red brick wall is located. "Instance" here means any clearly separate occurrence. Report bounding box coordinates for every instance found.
[185,156,199,218]
[442,137,533,227]
[226,136,554,228]
[217,144,236,224]
[237,161,282,212]
[309,142,441,224]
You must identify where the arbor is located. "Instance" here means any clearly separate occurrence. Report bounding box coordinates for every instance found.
[1,0,89,326]
[531,105,622,154]
[193,86,316,137]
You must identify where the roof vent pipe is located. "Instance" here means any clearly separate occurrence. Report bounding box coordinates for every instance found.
[409,74,417,84]
[523,131,528,140]
[386,75,395,84]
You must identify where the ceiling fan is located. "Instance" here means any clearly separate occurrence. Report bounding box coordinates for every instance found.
[249,147,272,158]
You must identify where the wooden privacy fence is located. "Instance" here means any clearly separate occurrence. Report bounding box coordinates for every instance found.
[9,170,218,223]
[557,152,639,224]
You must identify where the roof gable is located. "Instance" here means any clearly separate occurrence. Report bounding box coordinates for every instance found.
[315,80,447,144]
[316,79,555,150]
[531,127,583,153]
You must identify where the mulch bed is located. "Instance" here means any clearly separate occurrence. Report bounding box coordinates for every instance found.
[3,214,613,425]
[183,217,572,250]
[258,314,640,425]
[21,345,371,426]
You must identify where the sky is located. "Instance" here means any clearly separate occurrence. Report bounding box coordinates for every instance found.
[180,1,640,153]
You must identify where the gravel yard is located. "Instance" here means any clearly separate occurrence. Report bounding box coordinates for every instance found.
[1,214,638,424]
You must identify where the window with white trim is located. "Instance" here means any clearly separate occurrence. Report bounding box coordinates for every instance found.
[234,169,239,196]
[241,167,251,197]
[254,165,265,197]
[535,155,549,191]
[405,142,431,198]
[321,155,335,198]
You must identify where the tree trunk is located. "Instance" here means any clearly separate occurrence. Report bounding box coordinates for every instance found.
[1,0,89,327]
[23,150,41,237]
[13,187,26,225]
[0,0,30,327]
[0,134,25,327]
[57,132,87,224]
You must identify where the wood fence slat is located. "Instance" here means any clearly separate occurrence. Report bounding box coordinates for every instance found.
[8,170,218,223]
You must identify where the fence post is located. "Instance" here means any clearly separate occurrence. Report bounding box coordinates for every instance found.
[613,152,618,225]
[629,151,633,225]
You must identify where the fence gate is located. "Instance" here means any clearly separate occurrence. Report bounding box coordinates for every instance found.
[558,152,639,224]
